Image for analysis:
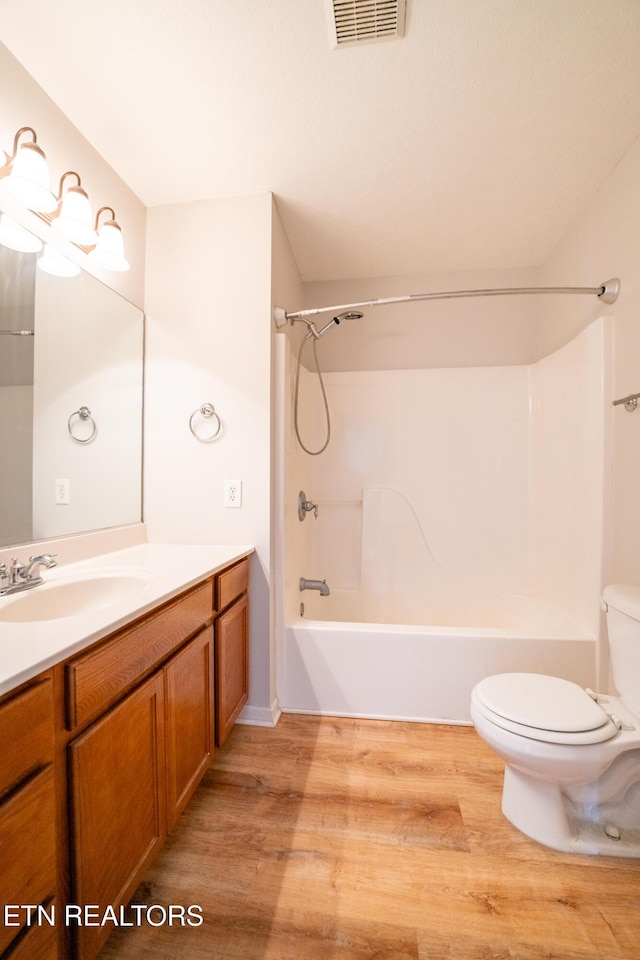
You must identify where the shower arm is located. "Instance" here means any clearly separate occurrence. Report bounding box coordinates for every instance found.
[291,315,343,340]
[274,278,620,326]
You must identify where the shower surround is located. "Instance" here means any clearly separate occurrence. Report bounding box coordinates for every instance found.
[276,317,612,723]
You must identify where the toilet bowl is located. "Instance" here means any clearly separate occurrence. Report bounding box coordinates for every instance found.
[470,584,640,856]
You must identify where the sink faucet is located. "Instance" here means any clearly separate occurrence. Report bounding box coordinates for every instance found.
[0,554,57,597]
[299,577,330,596]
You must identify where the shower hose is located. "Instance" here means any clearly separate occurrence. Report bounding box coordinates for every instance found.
[294,334,331,455]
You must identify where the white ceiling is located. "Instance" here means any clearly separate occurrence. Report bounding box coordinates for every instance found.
[1,0,640,282]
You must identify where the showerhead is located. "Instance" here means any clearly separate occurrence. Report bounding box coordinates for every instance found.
[304,310,365,340]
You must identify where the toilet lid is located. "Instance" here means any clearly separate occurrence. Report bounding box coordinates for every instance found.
[475,673,610,733]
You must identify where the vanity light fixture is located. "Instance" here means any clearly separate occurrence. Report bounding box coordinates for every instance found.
[0,126,57,213]
[0,126,130,272]
[38,243,81,278]
[87,206,129,272]
[52,171,97,246]
[0,212,44,253]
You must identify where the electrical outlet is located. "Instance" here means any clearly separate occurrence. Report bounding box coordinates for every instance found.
[54,478,70,504]
[224,480,242,508]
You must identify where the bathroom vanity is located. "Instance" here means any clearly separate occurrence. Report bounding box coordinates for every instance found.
[0,544,251,960]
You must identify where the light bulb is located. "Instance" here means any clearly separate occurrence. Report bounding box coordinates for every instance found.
[53,185,97,245]
[88,219,129,271]
[0,141,57,212]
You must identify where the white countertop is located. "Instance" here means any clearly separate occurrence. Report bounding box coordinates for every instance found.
[0,543,253,696]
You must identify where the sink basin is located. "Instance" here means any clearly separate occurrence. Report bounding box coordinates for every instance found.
[0,571,153,622]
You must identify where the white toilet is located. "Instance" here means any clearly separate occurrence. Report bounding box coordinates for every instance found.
[471,584,640,856]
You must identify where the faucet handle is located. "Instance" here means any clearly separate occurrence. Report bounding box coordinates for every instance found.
[0,562,8,584]
[9,558,25,583]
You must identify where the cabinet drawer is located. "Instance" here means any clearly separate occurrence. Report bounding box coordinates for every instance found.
[0,675,53,798]
[215,557,249,612]
[0,768,57,954]
[66,581,212,730]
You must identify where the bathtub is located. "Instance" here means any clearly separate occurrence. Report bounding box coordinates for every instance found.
[280,590,597,724]
[276,327,609,725]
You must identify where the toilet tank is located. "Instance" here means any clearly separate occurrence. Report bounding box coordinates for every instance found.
[602,584,640,713]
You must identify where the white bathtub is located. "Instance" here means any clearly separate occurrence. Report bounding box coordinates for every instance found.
[280,591,597,724]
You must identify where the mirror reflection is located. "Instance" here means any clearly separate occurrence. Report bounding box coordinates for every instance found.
[0,217,143,547]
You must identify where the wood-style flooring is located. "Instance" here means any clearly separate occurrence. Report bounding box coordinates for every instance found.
[99,714,640,960]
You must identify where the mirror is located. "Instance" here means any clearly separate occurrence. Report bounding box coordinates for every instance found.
[0,214,143,547]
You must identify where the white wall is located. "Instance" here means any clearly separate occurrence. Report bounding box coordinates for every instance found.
[300,363,531,595]
[530,318,612,638]
[539,134,640,589]
[144,193,274,719]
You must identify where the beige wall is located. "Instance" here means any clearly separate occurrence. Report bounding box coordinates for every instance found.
[0,42,146,306]
[144,193,274,720]
[300,266,541,371]
[271,201,305,712]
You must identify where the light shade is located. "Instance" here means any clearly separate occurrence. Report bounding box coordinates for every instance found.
[0,141,57,213]
[38,243,81,277]
[88,217,129,272]
[0,213,43,253]
[53,184,97,246]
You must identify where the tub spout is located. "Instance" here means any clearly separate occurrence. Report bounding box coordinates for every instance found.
[300,577,330,596]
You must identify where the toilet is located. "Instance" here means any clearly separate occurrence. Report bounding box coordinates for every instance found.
[470,584,640,856]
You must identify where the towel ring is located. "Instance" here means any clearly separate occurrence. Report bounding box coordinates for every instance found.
[189,403,222,442]
[68,406,97,443]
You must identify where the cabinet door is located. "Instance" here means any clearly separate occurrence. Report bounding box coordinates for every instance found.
[3,912,58,960]
[68,673,166,960]
[0,768,57,955]
[165,626,214,828]
[215,593,249,746]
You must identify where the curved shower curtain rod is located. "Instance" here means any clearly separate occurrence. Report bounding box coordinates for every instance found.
[274,277,620,326]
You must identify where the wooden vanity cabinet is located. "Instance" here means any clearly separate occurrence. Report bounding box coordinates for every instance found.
[214,557,249,746]
[1,554,250,960]
[65,581,218,960]
[0,673,57,958]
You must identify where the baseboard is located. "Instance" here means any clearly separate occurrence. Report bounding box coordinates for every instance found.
[279,706,473,726]
[237,698,282,728]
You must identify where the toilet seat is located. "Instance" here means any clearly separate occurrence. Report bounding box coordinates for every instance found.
[473,673,618,745]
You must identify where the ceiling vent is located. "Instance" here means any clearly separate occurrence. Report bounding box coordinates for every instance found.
[326,0,406,48]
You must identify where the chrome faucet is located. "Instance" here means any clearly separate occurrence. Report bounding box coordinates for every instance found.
[299,577,330,596]
[0,553,57,597]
